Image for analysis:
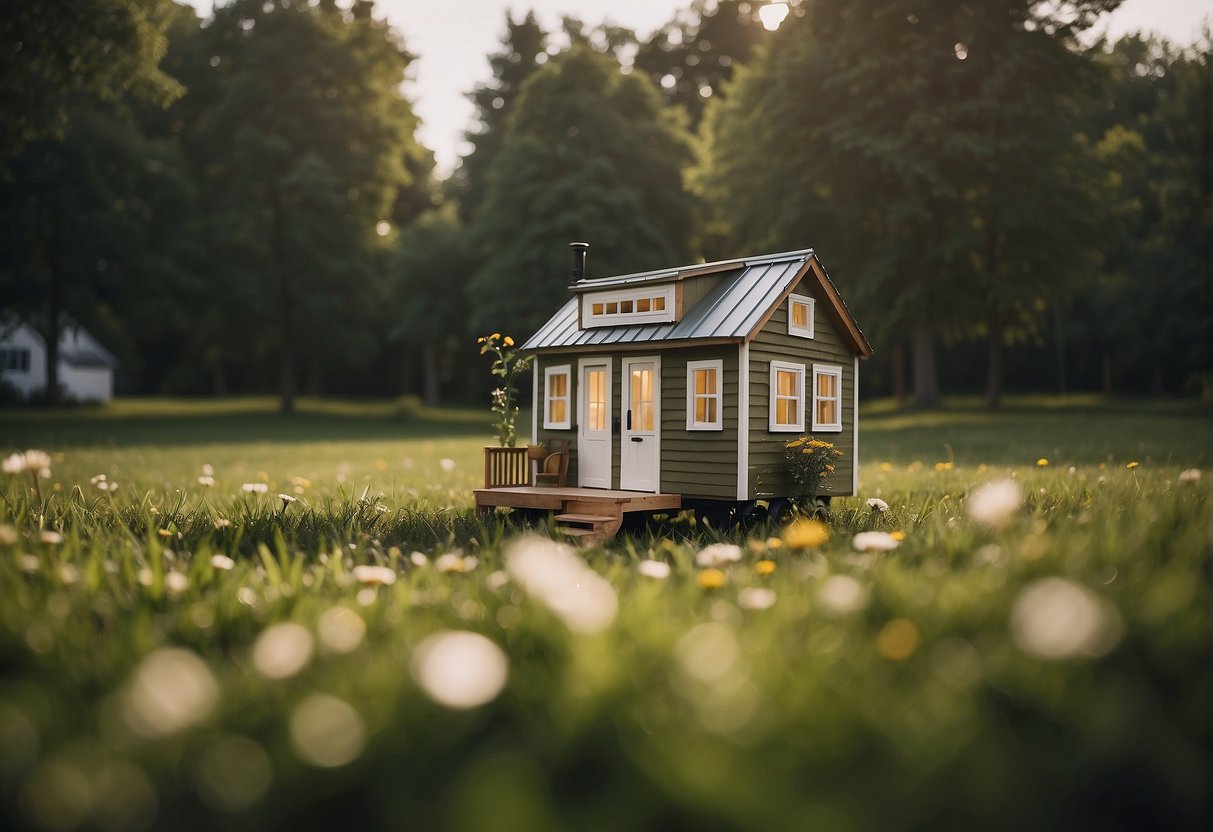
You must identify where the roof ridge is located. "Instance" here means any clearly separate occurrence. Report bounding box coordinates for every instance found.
[570,247,814,289]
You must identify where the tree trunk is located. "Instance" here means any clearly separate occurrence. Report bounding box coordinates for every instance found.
[270,185,295,414]
[422,341,439,406]
[891,341,907,407]
[1053,308,1067,394]
[1102,350,1114,394]
[911,319,940,408]
[984,309,1003,410]
[41,222,61,407]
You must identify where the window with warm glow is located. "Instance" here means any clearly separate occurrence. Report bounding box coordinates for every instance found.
[582,286,675,327]
[788,293,814,338]
[686,359,723,430]
[812,365,842,431]
[585,367,607,432]
[544,365,571,429]
[769,361,804,432]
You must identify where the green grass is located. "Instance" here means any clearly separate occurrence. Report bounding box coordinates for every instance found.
[0,396,1208,830]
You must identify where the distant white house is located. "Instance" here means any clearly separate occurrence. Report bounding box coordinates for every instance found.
[0,321,119,403]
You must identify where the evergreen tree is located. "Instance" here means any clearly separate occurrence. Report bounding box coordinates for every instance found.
[467,45,696,338]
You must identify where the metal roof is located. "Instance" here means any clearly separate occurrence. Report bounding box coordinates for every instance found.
[524,250,818,351]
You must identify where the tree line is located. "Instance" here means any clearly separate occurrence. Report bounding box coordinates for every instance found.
[0,0,1208,410]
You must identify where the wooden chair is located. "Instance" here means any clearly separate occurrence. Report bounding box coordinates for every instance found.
[534,441,569,488]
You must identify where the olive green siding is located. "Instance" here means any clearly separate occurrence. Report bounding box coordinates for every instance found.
[533,354,618,488]
[659,347,739,500]
[679,270,735,315]
[747,275,856,499]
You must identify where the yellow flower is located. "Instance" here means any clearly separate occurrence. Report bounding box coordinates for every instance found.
[877,618,920,661]
[786,438,806,448]
[756,560,777,576]
[697,568,726,589]
[890,530,906,541]
[879,462,893,472]
[783,519,829,549]
[476,336,486,344]
[1036,458,1049,467]
[490,332,501,341]
[503,336,514,347]
[765,537,783,549]
[825,465,835,473]
[934,461,954,471]
[1126,461,1139,469]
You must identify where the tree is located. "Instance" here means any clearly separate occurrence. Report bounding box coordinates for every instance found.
[0,0,183,165]
[466,45,696,338]
[184,0,427,412]
[634,0,765,132]
[697,0,1123,408]
[451,12,549,225]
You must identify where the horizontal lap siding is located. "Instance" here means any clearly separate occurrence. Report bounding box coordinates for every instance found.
[748,276,856,498]
[660,347,739,500]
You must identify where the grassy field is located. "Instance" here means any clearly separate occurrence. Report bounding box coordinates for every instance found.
[0,396,1208,831]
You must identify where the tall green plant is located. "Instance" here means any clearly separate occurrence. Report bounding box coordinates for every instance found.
[478,333,533,447]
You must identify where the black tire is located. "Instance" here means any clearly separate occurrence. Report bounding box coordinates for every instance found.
[739,501,768,529]
[695,501,736,531]
[767,497,795,526]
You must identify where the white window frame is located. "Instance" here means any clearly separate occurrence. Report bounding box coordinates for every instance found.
[811,364,843,432]
[788,293,815,339]
[582,285,676,328]
[543,364,572,430]
[686,359,724,431]
[768,360,805,433]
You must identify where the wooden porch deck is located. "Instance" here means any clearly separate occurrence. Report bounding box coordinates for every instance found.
[473,486,682,544]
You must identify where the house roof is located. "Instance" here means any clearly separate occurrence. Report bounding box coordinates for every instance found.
[522,249,873,357]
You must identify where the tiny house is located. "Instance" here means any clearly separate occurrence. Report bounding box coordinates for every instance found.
[508,245,872,529]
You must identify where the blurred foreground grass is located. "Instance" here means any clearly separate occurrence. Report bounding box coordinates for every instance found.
[0,395,1208,830]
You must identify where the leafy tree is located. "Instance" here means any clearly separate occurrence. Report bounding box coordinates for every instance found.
[467,45,696,337]
[697,0,1123,407]
[387,206,478,405]
[0,0,183,165]
[451,12,549,225]
[183,0,427,411]
[634,0,764,131]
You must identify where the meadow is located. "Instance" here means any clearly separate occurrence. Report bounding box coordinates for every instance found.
[0,396,1208,831]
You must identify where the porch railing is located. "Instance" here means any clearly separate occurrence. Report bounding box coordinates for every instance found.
[483,447,530,488]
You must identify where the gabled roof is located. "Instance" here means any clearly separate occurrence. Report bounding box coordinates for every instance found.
[522,249,873,357]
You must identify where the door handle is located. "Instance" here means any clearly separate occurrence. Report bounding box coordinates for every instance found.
[631,437,643,443]
[626,409,632,430]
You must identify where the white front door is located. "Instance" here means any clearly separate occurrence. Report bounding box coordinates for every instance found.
[577,359,611,488]
[621,356,660,492]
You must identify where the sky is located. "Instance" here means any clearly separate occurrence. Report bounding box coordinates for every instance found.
[182,0,1210,177]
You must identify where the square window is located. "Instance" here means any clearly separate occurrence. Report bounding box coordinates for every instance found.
[788,293,815,339]
[687,360,724,431]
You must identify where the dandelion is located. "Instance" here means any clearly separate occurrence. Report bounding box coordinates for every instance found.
[506,536,616,633]
[252,623,314,680]
[435,552,478,574]
[122,648,218,738]
[0,524,17,545]
[485,570,509,591]
[738,587,776,610]
[1036,458,1049,467]
[278,493,297,510]
[878,462,893,472]
[694,543,743,567]
[409,551,429,567]
[852,531,900,552]
[1,453,24,474]
[890,530,906,542]
[755,559,777,576]
[213,518,231,529]
[1125,461,1139,470]
[198,476,215,487]
[165,572,189,595]
[877,618,921,660]
[289,695,366,768]
[503,336,514,347]
[317,607,366,653]
[1010,578,1123,660]
[411,630,509,709]
[967,479,1023,529]
[817,575,868,615]
[697,568,726,589]
[438,458,457,473]
[351,564,397,586]
[39,530,62,544]
[865,497,889,513]
[1178,468,1201,484]
[211,554,236,571]
[637,560,671,579]
[241,483,268,494]
[201,464,214,477]
[784,519,829,549]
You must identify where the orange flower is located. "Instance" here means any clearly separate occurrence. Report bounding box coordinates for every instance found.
[755,560,777,576]
[697,569,726,589]
[783,519,829,549]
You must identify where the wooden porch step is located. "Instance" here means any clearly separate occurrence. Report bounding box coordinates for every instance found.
[554,513,617,527]
[556,526,602,538]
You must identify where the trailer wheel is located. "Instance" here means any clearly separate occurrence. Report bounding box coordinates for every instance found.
[767,497,795,526]
[695,502,736,530]
[739,501,768,528]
